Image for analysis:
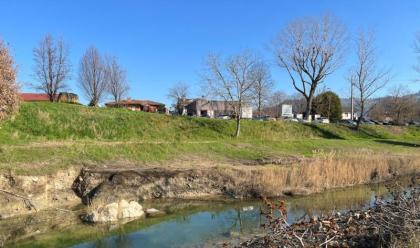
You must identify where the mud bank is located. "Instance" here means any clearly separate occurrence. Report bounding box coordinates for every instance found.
[0,168,80,219]
[1,153,419,218]
[72,154,420,205]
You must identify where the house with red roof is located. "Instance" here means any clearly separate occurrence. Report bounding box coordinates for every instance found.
[105,99,165,113]
[20,92,79,103]
[20,93,55,102]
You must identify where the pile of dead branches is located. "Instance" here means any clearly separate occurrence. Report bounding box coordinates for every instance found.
[374,184,419,246]
[238,184,419,248]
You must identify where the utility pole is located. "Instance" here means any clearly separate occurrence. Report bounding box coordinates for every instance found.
[350,81,354,120]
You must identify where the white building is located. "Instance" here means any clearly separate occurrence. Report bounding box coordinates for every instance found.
[295,113,303,119]
[185,99,253,119]
[342,112,358,120]
[281,104,293,118]
[240,106,253,119]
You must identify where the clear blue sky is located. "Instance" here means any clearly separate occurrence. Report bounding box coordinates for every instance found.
[1,0,419,105]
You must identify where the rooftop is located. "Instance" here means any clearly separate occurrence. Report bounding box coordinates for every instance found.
[105,99,164,106]
[20,93,55,101]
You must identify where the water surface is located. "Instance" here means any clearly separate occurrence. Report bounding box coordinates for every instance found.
[2,182,394,248]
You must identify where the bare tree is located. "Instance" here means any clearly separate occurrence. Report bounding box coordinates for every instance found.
[348,31,390,129]
[273,14,347,120]
[0,39,19,120]
[105,56,129,105]
[167,83,189,115]
[388,86,416,124]
[78,47,107,107]
[251,62,274,117]
[203,51,258,137]
[33,34,71,102]
[266,91,288,117]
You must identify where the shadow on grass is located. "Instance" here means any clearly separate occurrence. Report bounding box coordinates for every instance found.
[356,127,388,139]
[374,139,420,148]
[303,124,345,139]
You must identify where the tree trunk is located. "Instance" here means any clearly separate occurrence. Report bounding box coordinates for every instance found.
[89,99,99,107]
[356,102,364,130]
[235,115,241,137]
[305,97,313,121]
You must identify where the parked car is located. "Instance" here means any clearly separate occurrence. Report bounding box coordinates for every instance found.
[408,121,420,126]
[314,117,330,124]
[339,120,357,127]
[298,118,311,123]
[283,117,299,122]
[254,116,276,121]
[371,120,383,125]
[216,115,231,120]
[359,118,375,125]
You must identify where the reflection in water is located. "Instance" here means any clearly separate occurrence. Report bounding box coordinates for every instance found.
[2,181,400,248]
[71,183,388,248]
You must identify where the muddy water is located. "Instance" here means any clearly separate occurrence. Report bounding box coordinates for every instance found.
[0,181,400,248]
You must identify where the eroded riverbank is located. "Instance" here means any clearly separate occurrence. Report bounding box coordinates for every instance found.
[1,152,419,219]
[1,177,414,248]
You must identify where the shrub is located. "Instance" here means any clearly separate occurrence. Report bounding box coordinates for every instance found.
[313,91,342,121]
[0,39,19,120]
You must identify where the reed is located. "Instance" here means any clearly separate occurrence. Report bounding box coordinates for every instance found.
[218,151,419,196]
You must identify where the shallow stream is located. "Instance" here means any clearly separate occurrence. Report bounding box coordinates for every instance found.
[1,181,400,248]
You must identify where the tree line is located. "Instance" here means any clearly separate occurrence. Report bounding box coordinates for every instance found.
[32,35,129,106]
[1,14,419,135]
[169,14,419,135]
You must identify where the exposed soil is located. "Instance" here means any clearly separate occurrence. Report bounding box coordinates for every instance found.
[1,153,419,218]
[72,154,419,206]
[0,168,80,219]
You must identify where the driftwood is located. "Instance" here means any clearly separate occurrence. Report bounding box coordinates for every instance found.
[0,189,37,211]
[237,183,419,248]
[54,207,73,213]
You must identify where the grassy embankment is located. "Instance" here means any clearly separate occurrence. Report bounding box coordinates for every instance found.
[0,102,419,175]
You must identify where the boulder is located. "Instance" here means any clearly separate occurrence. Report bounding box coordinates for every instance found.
[120,200,144,219]
[145,208,164,217]
[83,200,144,223]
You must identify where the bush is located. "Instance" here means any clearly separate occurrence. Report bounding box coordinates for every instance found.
[0,39,19,121]
[57,92,79,104]
[313,91,342,121]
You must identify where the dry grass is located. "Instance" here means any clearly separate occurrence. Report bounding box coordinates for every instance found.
[218,151,420,197]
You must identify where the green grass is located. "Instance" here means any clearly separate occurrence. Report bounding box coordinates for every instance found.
[0,102,419,174]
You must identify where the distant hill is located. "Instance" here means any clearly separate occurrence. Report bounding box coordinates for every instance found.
[340,90,420,113]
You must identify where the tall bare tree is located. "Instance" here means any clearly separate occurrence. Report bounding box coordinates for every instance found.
[105,56,129,105]
[203,51,258,137]
[78,47,107,107]
[273,14,347,120]
[33,34,71,102]
[0,39,19,120]
[251,62,274,117]
[167,83,189,115]
[348,31,390,129]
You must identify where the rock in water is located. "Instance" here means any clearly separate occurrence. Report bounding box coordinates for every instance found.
[83,200,144,223]
[120,200,144,219]
[145,208,164,217]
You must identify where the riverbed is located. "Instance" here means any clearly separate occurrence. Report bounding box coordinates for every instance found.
[0,181,398,248]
